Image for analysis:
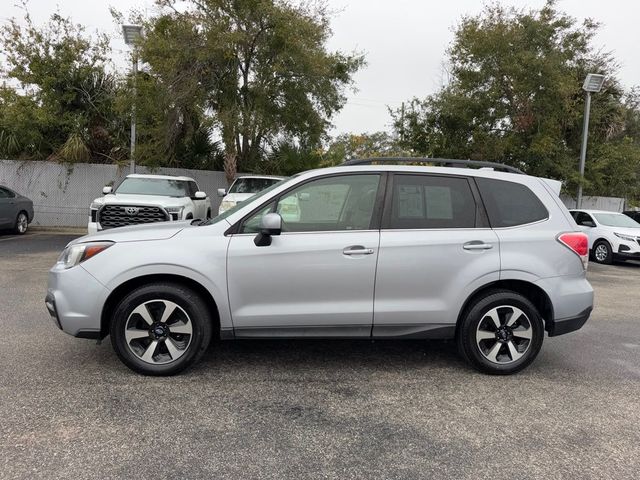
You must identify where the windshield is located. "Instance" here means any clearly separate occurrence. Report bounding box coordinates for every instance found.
[593,213,640,228]
[229,177,281,194]
[115,178,190,197]
[201,178,289,226]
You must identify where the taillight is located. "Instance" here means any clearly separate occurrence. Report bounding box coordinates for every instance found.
[557,232,589,269]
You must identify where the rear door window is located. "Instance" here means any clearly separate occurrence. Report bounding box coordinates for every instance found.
[387,175,477,229]
[476,178,548,228]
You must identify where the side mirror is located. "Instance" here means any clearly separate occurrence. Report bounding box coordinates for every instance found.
[217,188,227,198]
[194,191,207,199]
[102,186,113,195]
[254,213,282,247]
[580,220,596,227]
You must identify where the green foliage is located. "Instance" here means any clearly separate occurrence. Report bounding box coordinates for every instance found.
[391,1,640,201]
[139,0,364,181]
[0,6,126,163]
[321,131,408,166]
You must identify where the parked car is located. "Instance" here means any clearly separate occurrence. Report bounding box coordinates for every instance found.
[48,159,593,376]
[570,209,640,264]
[217,175,284,214]
[88,174,212,234]
[623,211,640,223]
[0,185,34,234]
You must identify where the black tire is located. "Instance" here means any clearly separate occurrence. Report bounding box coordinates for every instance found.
[14,211,28,235]
[206,208,212,219]
[110,283,213,376]
[457,290,544,375]
[592,240,613,265]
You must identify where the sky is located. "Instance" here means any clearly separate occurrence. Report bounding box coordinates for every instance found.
[3,0,639,136]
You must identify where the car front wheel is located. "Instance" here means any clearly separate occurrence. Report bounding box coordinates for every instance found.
[457,290,544,375]
[592,240,613,264]
[110,283,213,375]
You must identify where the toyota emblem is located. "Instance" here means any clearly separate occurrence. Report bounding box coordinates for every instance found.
[125,206,140,215]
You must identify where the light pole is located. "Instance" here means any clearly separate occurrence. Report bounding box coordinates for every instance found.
[122,25,143,174]
[577,73,605,209]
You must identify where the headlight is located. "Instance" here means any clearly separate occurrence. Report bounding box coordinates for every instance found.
[219,200,236,212]
[57,242,114,269]
[90,202,101,210]
[614,232,636,242]
[165,206,184,220]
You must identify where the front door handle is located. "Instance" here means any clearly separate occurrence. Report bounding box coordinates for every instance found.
[463,241,493,251]
[343,245,374,255]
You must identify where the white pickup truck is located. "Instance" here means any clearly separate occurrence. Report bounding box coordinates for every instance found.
[88,174,212,234]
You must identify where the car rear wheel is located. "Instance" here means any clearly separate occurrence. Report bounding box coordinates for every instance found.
[14,211,28,234]
[592,240,613,264]
[110,283,212,375]
[457,290,544,375]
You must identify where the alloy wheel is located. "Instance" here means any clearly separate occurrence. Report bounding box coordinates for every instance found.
[594,244,608,262]
[124,299,193,365]
[17,213,28,233]
[475,305,533,364]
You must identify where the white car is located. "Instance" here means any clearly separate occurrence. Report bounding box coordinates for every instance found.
[570,209,640,264]
[88,174,212,234]
[217,175,284,214]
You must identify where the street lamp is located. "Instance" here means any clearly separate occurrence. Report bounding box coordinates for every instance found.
[122,25,143,174]
[576,73,606,208]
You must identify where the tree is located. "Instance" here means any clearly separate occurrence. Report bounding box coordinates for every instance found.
[390,1,640,200]
[138,0,364,183]
[321,131,407,166]
[0,6,126,163]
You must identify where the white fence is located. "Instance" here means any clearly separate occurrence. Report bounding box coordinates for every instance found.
[0,159,229,227]
[560,195,625,212]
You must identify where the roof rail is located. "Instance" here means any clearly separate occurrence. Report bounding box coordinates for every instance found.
[339,157,525,174]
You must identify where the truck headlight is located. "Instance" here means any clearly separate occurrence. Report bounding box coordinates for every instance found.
[57,242,114,269]
[614,232,636,242]
[219,200,236,212]
[165,206,184,220]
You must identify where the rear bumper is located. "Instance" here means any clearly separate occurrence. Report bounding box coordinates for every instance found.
[547,307,592,337]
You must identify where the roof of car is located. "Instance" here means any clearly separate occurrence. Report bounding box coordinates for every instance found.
[126,173,196,182]
[236,175,285,180]
[569,209,624,214]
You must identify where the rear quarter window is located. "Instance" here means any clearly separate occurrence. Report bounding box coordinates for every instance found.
[476,178,548,228]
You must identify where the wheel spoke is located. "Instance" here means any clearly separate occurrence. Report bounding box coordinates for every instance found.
[506,341,523,361]
[169,323,192,335]
[164,338,182,360]
[506,308,524,327]
[476,329,495,342]
[140,340,159,363]
[486,309,501,329]
[125,329,149,342]
[513,328,532,340]
[486,341,502,363]
[132,304,154,325]
[159,301,178,323]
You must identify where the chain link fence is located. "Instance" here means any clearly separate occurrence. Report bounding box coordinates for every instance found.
[0,159,230,227]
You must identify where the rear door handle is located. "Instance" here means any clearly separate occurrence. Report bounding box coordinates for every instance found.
[343,245,374,255]
[463,241,493,251]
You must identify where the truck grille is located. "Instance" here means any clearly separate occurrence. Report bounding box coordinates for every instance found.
[98,205,169,230]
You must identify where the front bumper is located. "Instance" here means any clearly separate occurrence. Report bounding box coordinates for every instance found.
[46,263,111,338]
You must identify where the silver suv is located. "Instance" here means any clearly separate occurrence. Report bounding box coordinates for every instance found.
[46,159,594,375]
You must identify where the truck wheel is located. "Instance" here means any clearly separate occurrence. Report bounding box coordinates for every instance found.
[457,290,544,375]
[110,283,212,376]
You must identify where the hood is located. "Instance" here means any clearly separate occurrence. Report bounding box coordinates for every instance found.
[72,221,192,245]
[95,193,190,207]
[222,192,256,203]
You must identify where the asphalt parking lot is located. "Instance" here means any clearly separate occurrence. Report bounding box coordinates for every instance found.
[1,233,639,479]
